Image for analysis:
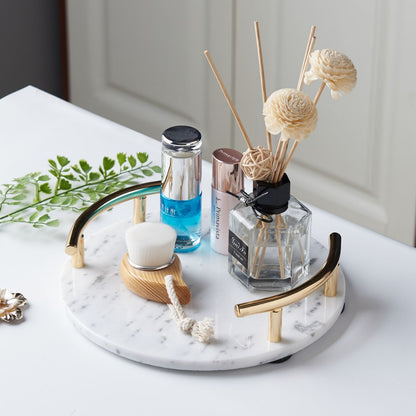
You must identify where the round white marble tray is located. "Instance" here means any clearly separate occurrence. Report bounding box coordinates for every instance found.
[61,219,345,371]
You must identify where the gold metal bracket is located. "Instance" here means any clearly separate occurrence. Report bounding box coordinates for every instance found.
[65,181,161,268]
[235,233,341,343]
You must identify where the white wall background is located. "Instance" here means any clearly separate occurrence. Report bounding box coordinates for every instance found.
[67,0,416,246]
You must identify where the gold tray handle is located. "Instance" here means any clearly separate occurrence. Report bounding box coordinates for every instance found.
[65,181,162,268]
[235,232,341,343]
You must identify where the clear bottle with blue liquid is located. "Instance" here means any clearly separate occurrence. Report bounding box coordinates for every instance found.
[160,126,202,252]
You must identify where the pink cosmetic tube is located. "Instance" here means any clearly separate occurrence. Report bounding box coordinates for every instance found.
[211,148,244,255]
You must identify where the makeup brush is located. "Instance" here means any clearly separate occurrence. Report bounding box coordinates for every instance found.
[120,222,191,305]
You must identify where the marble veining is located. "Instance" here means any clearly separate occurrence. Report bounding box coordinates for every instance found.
[61,218,345,371]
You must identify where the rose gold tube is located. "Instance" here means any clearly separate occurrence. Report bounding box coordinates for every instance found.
[211,148,244,255]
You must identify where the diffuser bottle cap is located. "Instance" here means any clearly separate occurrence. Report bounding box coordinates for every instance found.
[254,174,291,215]
[125,222,177,269]
[212,148,244,194]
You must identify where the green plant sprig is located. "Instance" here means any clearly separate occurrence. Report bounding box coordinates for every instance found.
[0,152,160,228]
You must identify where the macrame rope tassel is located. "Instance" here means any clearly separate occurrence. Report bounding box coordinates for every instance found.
[164,275,214,343]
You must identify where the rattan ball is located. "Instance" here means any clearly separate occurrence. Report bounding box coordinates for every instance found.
[240,146,273,181]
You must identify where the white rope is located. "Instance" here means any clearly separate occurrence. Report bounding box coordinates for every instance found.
[164,275,214,343]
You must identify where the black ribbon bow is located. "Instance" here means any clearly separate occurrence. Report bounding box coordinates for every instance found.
[227,190,273,223]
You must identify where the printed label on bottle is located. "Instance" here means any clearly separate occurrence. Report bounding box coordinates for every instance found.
[228,230,248,269]
[211,189,239,255]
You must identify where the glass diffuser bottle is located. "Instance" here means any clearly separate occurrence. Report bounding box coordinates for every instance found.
[228,174,311,291]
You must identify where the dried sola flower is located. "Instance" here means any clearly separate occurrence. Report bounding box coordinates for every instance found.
[304,49,357,99]
[240,146,273,181]
[263,88,318,141]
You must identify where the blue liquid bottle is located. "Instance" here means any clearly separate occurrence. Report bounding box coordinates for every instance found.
[160,126,202,252]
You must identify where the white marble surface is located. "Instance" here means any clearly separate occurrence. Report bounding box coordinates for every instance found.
[61,213,345,370]
[1,87,416,415]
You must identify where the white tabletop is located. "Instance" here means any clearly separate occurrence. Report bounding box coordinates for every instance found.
[1,86,415,415]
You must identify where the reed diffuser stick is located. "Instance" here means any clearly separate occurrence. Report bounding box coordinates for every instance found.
[297,26,316,90]
[255,224,269,279]
[301,35,316,85]
[314,81,326,104]
[271,138,284,175]
[252,221,266,276]
[275,216,286,279]
[273,138,289,183]
[302,35,316,87]
[204,50,254,150]
[278,141,298,182]
[254,21,272,151]
[271,138,285,183]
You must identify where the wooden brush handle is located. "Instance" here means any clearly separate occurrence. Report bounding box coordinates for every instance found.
[120,254,191,305]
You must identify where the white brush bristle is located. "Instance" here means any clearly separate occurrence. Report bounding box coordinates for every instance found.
[125,222,177,268]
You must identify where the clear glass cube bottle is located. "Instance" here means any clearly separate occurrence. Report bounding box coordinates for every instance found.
[228,176,311,292]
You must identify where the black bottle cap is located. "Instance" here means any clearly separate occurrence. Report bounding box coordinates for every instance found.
[162,126,201,146]
[254,174,291,215]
